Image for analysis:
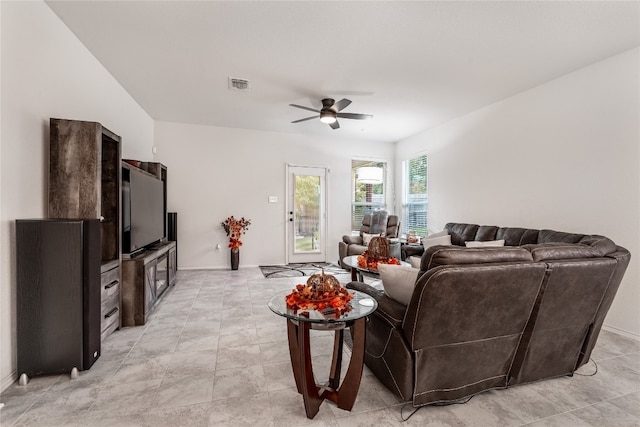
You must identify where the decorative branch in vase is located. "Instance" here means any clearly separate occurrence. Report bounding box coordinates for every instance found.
[221,216,251,270]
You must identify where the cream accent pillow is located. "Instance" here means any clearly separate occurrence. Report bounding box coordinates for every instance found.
[378,264,420,305]
[362,232,381,245]
[465,239,505,248]
[409,256,422,269]
[421,234,452,249]
[426,229,448,239]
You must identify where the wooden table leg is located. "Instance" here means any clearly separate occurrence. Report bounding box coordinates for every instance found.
[285,317,367,418]
[336,317,366,410]
[298,320,322,419]
[328,329,344,389]
[286,319,302,393]
[350,266,357,281]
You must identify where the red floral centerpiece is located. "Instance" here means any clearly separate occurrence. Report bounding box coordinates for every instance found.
[357,252,401,271]
[357,235,400,271]
[285,272,354,317]
[221,216,251,270]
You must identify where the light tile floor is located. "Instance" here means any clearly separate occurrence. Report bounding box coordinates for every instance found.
[1,268,639,426]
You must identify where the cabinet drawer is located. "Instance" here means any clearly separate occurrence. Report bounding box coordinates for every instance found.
[101,291,120,333]
[101,266,120,300]
[101,306,119,341]
[101,265,120,340]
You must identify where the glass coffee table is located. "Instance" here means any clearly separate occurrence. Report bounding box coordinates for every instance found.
[342,255,410,281]
[268,290,378,419]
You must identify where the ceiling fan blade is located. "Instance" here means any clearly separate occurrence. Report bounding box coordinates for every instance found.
[336,112,373,120]
[291,116,317,124]
[329,120,340,130]
[289,104,320,113]
[333,98,352,112]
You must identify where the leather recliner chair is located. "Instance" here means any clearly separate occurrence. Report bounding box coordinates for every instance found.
[338,211,399,268]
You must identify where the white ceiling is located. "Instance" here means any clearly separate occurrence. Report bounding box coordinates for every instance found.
[46,1,639,143]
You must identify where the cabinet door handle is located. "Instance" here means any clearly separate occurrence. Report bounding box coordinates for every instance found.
[105,280,118,289]
[104,307,119,319]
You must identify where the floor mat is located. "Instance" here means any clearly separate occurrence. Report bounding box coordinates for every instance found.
[259,262,347,279]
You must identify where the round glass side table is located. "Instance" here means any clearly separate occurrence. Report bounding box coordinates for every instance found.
[268,290,378,419]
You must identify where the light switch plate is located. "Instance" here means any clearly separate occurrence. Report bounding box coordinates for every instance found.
[268,196,278,203]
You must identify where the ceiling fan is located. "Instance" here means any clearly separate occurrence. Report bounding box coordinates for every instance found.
[290,98,373,129]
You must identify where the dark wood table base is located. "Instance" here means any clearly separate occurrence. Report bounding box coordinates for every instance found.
[286,317,366,419]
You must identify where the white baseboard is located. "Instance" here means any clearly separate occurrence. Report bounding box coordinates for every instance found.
[602,324,640,341]
[1,370,16,393]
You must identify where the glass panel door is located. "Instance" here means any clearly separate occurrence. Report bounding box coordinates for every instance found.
[287,165,327,263]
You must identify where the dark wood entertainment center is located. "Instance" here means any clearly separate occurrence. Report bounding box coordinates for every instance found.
[15,118,177,381]
[120,161,177,326]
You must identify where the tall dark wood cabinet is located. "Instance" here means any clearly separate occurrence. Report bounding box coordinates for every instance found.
[48,118,122,341]
[16,219,102,380]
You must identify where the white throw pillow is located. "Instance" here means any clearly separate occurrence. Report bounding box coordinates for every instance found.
[465,239,505,248]
[421,234,452,249]
[378,263,420,305]
[425,229,448,239]
[409,256,422,269]
[362,232,381,245]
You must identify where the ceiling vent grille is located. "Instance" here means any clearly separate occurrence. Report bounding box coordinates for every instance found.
[228,77,250,91]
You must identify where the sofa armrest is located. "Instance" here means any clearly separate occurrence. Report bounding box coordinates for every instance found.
[343,235,363,245]
[347,281,406,329]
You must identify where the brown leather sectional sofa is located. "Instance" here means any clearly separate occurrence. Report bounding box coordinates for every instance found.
[347,222,631,408]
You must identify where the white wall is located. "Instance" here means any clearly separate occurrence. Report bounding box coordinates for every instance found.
[0,1,154,391]
[153,121,395,269]
[396,48,640,337]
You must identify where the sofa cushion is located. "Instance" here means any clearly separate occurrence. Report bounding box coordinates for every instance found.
[475,225,499,241]
[523,243,602,262]
[369,210,389,235]
[445,223,479,246]
[422,246,534,270]
[378,264,420,305]
[538,229,585,244]
[421,234,452,249]
[342,234,363,245]
[496,227,539,246]
[465,239,505,248]
[409,256,421,269]
[426,229,448,239]
[363,232,381,245]
[578,235,618,257]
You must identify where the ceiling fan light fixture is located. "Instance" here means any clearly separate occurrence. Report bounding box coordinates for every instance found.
[320,111,337,124]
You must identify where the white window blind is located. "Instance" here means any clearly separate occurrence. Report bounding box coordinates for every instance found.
[402,155,427,236]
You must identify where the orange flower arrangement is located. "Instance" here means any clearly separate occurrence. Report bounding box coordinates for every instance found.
[357,251,401,271]
[285,273,354,317]
[221,216,251,251]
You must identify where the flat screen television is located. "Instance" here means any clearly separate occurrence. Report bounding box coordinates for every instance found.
[122,166,165,254]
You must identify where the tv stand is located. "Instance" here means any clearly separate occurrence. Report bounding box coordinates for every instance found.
[121,241,177,326]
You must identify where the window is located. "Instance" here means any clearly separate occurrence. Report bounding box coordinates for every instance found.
[351,160,386,232]
[402,155,427,236]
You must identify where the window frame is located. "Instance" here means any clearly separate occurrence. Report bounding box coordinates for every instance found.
[401,154,428,237]
[351,159,387,233]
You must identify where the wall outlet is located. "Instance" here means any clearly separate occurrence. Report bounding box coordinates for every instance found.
[216,243,221,250]
[268,196,278,203]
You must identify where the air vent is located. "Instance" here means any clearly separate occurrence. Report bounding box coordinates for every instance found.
[228,77,250,91]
